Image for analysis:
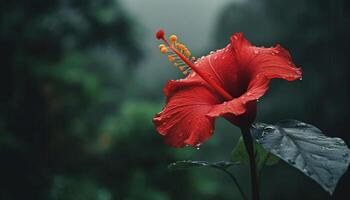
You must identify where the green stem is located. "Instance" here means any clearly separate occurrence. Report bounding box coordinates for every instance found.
[241,126,260,200]
[258,152,271,185]
[221,169,248,200]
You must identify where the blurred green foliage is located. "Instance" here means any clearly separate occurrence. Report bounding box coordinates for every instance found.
[1,0,349,200]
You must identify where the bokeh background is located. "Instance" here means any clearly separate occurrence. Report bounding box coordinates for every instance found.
[1,0,350,199]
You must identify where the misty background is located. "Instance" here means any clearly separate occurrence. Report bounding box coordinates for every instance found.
[1,0,349,199]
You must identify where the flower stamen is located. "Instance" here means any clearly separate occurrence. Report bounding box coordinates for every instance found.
[156,29,233,101]
[157,32,195,77]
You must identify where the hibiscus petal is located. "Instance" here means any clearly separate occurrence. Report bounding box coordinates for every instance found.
[231,33,302,81]
[153,80,221,147]
[206,33,302,124]
[207,76,269,118]
[191,44,238,94]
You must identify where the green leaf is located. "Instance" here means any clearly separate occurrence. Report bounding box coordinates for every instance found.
[231,136,279,171]
[168,160,236,171]
[251,120,350,195]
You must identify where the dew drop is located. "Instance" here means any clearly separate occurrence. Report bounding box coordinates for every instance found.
[271,52,276,56]
[287,159,295,165]
[210,51,214,54]
[297,122,306,126]
[335,138,345,145]
[299,77,303,81]
[222,56,226,59]
[254,50,259,54]
[233,35,238,40]
[214,56,218,60]
[326,146,334,150]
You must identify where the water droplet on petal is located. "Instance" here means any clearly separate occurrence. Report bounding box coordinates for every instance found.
[233,35,238,40]
[271,52,276,56]
[254,50,259,54]
[195,143,202,150]
[210,51,214,54]
[214,56,218,60]
[299,77,303,81]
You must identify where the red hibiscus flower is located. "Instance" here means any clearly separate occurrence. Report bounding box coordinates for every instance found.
[153,30,302,147]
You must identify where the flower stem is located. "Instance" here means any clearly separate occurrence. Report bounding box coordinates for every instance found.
[221,169,248,200]
[241,126,259,200]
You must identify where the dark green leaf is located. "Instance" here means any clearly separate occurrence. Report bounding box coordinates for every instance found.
[231,136,279,171]
[168,160,236,171]
[251,120,350,194]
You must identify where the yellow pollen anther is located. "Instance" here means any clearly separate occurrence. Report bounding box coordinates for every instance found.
[156,31,195,77]
[160,47,168,54]
[170,35,178,43]
[168,55,175,62]
[184,50,191,57]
